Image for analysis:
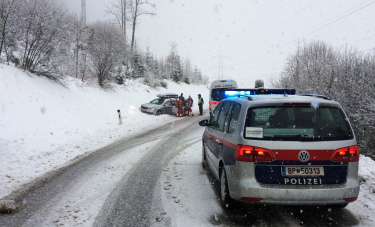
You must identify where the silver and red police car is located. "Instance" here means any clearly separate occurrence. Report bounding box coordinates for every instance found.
[199,89,360,208]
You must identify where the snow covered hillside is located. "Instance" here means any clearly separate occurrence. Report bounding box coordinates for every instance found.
[0,64,208,199]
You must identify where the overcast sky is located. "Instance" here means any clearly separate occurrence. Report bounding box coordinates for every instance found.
[60,0,375,87]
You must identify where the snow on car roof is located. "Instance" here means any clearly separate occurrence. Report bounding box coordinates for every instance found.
[157,93,179,98]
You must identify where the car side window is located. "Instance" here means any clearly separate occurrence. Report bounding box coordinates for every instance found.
[210,102,224,129]
[150,98,163,105]
[217,102,231,131]
[227,103,241,133]
[223,103,234,132]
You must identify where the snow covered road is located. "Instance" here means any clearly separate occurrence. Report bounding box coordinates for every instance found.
[0,112,373,226]
[0,116,206,226]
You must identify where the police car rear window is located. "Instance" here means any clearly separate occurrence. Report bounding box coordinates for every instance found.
[244,106,354,141]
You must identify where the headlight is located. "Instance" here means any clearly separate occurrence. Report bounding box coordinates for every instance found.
[151,108,156,111]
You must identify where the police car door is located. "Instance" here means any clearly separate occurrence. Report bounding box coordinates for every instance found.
[205,102,223,176]
[221,102,241,166]
[208,101,232,174]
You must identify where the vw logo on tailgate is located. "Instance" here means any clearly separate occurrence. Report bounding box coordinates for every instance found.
[298,150,310,162]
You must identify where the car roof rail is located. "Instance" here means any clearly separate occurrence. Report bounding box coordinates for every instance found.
[298,94,330,100]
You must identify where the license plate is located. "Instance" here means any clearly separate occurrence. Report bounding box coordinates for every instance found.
[281,166,324,176]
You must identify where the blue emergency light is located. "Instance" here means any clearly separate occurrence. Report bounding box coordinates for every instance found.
[225,90,253,96]
[224,88,295,98]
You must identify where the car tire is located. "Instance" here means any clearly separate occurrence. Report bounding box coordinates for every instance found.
[202,143,207,169]
[155,110,162,116]
[220,167,233,209]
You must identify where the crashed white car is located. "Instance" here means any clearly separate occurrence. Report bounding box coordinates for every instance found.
[140,93,179,115]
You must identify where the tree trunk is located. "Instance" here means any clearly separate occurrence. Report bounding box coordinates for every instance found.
[121,0,127,59]
[130,0,138,58]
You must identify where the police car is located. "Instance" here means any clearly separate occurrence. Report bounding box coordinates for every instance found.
[199,89,360,208]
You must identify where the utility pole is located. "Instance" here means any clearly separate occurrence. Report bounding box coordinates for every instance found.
[81,0,86,27]
[77,0,87,81]
[218,48,224,79]
[212,46,231,79]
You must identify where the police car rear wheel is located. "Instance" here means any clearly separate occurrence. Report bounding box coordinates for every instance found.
[202,143,207,169]
[220,168,233,208]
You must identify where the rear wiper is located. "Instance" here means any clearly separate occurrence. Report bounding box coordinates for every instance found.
[298,135,314,141]
[269,135,315,141]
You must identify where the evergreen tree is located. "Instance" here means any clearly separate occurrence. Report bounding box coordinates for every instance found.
[132,53,145,78]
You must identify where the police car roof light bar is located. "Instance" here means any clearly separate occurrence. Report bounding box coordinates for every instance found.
[224,88,296,97]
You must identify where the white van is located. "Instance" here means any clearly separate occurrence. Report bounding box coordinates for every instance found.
[209,79,237,113]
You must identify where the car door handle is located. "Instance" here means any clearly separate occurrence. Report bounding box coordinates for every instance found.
[216,139,223,145]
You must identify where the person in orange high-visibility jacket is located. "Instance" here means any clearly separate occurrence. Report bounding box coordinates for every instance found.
[176,97,184,117]
[186,95,194,116]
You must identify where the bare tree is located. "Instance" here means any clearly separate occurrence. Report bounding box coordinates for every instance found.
[106,0,127,54]
[0,0,19,61]
[88,21,124,87]
[127,0,155,57]
[106,0,155,68]
[17,0,69,75]
[69,14,91,82]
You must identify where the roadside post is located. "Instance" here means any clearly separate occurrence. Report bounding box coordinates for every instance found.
[117,109,123,125]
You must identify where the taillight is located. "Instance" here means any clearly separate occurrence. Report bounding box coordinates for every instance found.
[344,197,357,202]
[241,197,263,202]
[331,145,359,162]
[209,101,220,112]
[235,145,275,162]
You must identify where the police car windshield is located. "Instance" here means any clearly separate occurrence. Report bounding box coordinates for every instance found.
[244,106,354,141]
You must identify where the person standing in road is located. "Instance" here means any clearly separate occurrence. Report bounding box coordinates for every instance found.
[186,95,194,116]
[176,96,184,117]
[198,94,204,115]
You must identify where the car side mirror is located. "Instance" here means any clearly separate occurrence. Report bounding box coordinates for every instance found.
[199,119,210,127]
